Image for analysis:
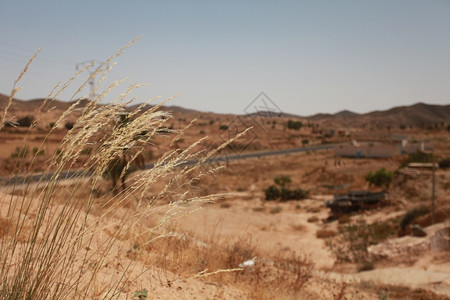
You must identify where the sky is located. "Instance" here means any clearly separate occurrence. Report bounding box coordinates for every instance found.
[0,0,449,116]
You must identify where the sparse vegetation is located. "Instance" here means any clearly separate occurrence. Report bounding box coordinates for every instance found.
[134,289,148,300]
[365,167,394,190]
[327,220,396,263]
[264,176,309,201]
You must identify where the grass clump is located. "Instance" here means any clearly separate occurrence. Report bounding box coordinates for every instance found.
[0,40,250,299]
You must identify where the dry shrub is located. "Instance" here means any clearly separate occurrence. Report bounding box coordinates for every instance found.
[316,228,337,239]
[125,231,314,299]
[326,220,396,263]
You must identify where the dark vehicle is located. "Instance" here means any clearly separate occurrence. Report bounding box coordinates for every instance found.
[326,190,385,215]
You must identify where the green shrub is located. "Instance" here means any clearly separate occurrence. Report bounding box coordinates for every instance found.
[32,147,45,156]
[219,125,229,131]
[264,176,309,201]
[365,168,394,190]
[279,187,309,201]
[287,120,303,130]
[264,185,280,200]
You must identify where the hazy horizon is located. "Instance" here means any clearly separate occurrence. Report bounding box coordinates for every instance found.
[1,1,449,116]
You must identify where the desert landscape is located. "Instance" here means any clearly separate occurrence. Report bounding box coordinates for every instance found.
[0,2,449,298]
[0,79,449,299]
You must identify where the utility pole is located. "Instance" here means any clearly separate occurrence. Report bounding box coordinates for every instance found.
[76,60,104,98]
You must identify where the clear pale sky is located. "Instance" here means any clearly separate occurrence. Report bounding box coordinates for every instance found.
[0,0,449,116]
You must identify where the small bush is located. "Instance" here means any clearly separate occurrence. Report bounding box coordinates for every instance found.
[438,158,450,169]
[326,220,396,263]
[280,187,309,201]
[287,120,303,130]
[365,168,394,190]
[32,147,45,156]
[264,176,309,201]
[219,125,228,131]
[264,185,280,200]
[274,175,291,188]
[17,115,35,127]
[400,205,429,231]
[64,121,74,130]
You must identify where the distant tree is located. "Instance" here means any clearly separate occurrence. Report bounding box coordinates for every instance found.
[17,115,34,127]
[287,120,303,130]
[365,168,394,190]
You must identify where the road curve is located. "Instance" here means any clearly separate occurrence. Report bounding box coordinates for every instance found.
[0,144,335,186]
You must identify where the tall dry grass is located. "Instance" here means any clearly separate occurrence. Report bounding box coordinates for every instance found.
[0,39,249,299]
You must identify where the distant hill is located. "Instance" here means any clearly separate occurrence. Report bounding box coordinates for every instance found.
[1,93,449,128]
[306,103,449,128]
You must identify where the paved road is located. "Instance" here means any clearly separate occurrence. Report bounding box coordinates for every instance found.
[0,144,335,186]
